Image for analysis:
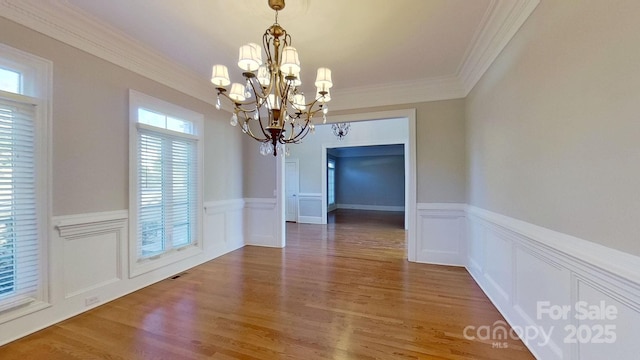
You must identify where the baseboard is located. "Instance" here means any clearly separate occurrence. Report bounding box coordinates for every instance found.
[0,200,245,346]
[298,216,322,224]
[466,205,640,359]
[336,204,405,212]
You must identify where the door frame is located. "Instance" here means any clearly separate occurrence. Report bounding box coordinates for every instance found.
[321,109,416,261]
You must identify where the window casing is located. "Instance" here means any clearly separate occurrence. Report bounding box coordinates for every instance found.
[0,44,51,323]
[328,159,336,206]
[129,90,203,277]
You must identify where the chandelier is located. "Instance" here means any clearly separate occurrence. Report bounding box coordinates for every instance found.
[332,123,351,140]
[210,0,333,156]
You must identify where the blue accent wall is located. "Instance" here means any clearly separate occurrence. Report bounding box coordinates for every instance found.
[336,155,405,207]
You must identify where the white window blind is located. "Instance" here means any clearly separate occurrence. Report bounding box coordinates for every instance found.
[136,126,198,259]
[0,94,39,309]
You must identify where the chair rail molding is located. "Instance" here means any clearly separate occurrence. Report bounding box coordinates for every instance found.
[466,205,640,360]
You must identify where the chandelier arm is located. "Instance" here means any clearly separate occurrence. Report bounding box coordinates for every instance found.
[263,29,274,65]
[246,73,272,102]
[286,105,325,143]
[283,32,292,47]
[242,116,270,142]
[285,120,300,142]
[254,113,273,139]
[216,90,260,111]
[287,120,312,142]
[238,106,272,140]
[287,122,310,143]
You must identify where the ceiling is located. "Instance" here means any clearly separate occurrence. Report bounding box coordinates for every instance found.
[0,0,539,110]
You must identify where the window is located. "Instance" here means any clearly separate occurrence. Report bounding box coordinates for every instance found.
[0,68,20,94]
[129,90,203,277]
[328,159,336,206]
[0,44,51,322]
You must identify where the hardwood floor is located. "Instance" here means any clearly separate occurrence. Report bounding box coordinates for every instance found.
[0,209,534,359]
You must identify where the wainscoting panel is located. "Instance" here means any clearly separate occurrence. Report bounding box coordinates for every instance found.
[298,193,322,224]
[466,205,640,360]
[574,276,640,360]
[482,227,513,303]
[1,201,246,347]
[204,199,244,256]
[415,203,466,266]
[244,198,281,247]
[54,211,128,300]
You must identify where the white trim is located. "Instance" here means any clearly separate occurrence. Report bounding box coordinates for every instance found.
[297,193,323,224]
[128,90,205,278]
[336,204,405,212]
[0,42,53,325]
[319,108,417,261]
[298,216,323,225]
[203,199,245,255]
[467,206,640,287]
[415,203,466,266]
[54,210,128,237]
[0,0,538,110]
[466,205,640,359]
[203,199,244,214]
[0,0,215,107]
[244,198,282,248]
[0,204,243,346]
[457,0,540,95]
[330,75,466,111]
[243,198,277,209]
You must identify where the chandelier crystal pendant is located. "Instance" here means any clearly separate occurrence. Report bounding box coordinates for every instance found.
[331,122,350,140]
[210,0,333,156]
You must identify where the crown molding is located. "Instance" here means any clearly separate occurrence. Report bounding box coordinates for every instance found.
[324,0,540,110]
[330,75,466,111]
[0,0,218,107]
[457,0,540,95]
[0,0,538,111]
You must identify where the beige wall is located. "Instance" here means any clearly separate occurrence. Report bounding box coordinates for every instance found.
[466,0,640,256]
[0,17,243,216]
[242,135,277,198]
[332,99,467,204]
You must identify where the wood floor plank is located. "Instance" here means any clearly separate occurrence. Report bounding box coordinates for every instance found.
[0,209,535,359]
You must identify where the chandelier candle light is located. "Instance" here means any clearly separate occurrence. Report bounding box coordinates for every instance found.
[210,0,333,156]
[332,122,351,140]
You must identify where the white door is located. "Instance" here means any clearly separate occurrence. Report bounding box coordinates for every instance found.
[285,159,299,222]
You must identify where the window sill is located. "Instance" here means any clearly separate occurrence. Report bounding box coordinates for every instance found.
[129,243,203,278]
[0,299,51,325]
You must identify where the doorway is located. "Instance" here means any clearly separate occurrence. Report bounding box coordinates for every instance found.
[326,144,406,225]
[285,159,299,222]
[278,108,417,261]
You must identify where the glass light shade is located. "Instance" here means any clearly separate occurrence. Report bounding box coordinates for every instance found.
[280,46,301,75]
[316,88,331,102]
[229,83,247,101]
[292,94,306,111]
[238,43,262,72]
[288,67,302,87]
[211,65,230,87]
[249,43,262,64]
[315,67,333,90]
[257,65,271,87]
